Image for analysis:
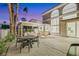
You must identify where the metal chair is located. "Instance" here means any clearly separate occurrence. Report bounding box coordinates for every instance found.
[32,36,39,47]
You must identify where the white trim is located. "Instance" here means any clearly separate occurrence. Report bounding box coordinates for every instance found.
[42,3,66,15]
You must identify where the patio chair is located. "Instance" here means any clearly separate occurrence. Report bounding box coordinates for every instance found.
[16,36,34,53]
[32,36,39,47]
[19,40,31,53]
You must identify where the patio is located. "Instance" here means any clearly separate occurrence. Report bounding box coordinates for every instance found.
[6,35,79,56]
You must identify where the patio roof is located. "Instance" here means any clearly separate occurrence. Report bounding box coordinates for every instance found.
[18,21,39,27]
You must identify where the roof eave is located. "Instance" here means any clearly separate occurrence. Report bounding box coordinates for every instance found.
[42,3,67,16]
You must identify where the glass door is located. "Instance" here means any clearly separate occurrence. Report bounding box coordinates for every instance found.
[67,22,76,37]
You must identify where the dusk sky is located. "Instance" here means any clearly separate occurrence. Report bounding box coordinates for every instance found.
[0,3,60,24]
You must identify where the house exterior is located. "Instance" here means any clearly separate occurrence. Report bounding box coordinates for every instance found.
[42,3,79,37]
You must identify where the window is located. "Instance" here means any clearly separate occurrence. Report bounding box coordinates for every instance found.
[63,3,77,20]
[67,22,76,37]
[51,10,59,33]
[51,10,59,17]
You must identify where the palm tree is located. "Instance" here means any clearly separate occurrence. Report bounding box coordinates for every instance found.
[14,3,19,35]
[13,3,19,22]
[8,3,18,35]
[21,17,26,21]
[8,3,14,34]
[3,21,6,24]
[23,7,28,13]
[23,7,28,21]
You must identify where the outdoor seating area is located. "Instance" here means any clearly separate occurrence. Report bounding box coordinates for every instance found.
[0,32,40,55]
[16,35,39,53]
[0,35,78,56]
[1,32,79,56]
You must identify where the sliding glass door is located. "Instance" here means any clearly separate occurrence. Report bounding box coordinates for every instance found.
[67,22,76,37]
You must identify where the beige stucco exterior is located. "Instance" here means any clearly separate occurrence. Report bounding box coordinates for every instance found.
[42,3,79,38]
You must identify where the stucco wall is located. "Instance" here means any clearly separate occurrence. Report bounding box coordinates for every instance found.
[60,21,66,36]
[77,21,79,37]
[0,29,10,39]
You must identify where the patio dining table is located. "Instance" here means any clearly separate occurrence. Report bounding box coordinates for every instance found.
[16,35,39,53]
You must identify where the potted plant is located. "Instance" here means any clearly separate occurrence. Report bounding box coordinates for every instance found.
[27,29,32,32]
[26,29,32,35]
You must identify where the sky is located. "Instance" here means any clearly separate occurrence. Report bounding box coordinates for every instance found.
[0,3,60,24]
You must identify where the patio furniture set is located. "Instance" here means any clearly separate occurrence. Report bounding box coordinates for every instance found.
[16,35,39,53]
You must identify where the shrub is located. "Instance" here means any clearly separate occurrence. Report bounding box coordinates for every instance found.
[0,33,15,55]
[0,40,6,55]
[27,29,32,32]
[4,33,15,42]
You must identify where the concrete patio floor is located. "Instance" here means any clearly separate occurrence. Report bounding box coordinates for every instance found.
[6,35,79,56]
